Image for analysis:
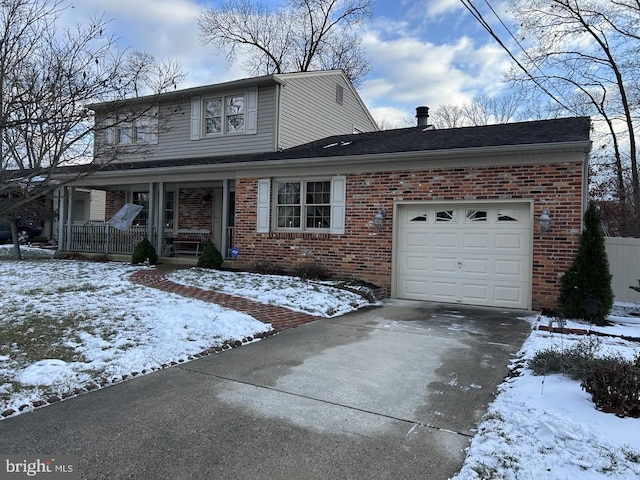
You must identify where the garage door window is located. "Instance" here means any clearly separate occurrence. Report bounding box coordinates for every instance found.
[497,209,521,222]
[466,209,487,222]
[436,210,456,222]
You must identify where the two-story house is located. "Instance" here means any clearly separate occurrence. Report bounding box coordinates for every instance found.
[56,70,592,311]
[57,69,378,256]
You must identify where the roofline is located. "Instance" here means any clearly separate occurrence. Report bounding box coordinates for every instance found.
[87,74,284,110]
[59,140,592,186]
[274,69,379,130]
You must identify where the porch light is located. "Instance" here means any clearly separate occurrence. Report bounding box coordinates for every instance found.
[538,208,551,234]
[374,208,386,232]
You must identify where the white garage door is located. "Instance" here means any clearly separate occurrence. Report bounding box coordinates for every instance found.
[396,203,531,309]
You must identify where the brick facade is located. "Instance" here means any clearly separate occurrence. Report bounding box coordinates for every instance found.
[105,188,214,231]
[233,161,584,311]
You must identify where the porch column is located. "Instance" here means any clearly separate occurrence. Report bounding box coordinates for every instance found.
[221,179,229,257]
[56,187,66,250]
[147,182,155,243]
[156,182,166,254]
[65,186,74,250]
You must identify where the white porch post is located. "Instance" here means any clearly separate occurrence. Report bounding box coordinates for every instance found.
[221,179,229,257]
[147,182,155,242]
[156,182,166,254]
[65,186,74,250]
[56,187,66,250]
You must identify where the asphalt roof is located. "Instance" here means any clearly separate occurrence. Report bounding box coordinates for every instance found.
[95,116,592,172]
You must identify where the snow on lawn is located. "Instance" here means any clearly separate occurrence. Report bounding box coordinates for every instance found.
[452,309,640,480]
[0,247,368,419]
[168,268,371,317]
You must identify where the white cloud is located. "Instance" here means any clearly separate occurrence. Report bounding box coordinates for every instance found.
[62,0,238,88]
[424,0,462,18]
[359,28,512,126]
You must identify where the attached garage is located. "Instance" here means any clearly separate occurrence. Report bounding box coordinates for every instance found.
[394,202,532,309]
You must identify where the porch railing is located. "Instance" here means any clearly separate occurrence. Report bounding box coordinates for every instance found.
[63,224,158,255]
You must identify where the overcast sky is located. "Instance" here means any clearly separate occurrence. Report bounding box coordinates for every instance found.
[62,0,514,127]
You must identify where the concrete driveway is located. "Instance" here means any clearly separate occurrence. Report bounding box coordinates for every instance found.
[0,300,531,479]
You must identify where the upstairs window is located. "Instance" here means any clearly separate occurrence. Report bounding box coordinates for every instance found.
[204,94,244,135]
[117,124,133,144]
[110,107,158,145]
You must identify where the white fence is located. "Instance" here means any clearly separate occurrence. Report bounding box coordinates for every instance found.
[605,237,640,302]
[63,224,157,255]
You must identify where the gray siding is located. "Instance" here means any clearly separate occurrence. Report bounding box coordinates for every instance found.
[96,85,278,163]
[277,72,378,150]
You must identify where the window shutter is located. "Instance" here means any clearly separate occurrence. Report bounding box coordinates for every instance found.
[330,175,346,234]
[147,105,159,144]
[257,178,271,233]
[246,88,258,135]
[190,96,201,140]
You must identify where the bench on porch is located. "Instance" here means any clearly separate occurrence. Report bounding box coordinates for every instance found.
[169,229,211,255]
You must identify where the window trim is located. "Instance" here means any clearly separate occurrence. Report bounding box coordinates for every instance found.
[202,92,246,137]
[274,178,332,233]
[256,176,345,235]
[109,106,159,146]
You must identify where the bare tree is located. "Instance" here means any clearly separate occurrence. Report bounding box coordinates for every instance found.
[463,0,640,235]
[430,93,523,128]
[0,0,183,259]
[197,0,373,86]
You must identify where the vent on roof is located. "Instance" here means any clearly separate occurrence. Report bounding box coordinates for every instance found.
[416,106,429,126]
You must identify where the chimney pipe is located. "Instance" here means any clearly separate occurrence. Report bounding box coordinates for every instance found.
[416,106,429,127]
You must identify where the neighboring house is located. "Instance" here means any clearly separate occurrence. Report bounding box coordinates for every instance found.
[55,70,592,311]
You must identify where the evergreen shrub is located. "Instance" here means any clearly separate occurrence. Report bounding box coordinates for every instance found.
[131,237,158,265]
[558,201,614,325]
[197,243,223,269]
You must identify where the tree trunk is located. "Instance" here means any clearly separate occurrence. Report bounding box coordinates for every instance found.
[10,219,23,260]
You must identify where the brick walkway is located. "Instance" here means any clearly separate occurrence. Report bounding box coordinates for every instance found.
[129,269,320,332]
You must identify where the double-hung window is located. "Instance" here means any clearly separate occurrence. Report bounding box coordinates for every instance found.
[276,180,331,231]
[132,192,149,226]
[204,94,245,135]
[111,107,158,145]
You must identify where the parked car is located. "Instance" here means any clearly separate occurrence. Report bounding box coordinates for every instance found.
[0,220,44,244]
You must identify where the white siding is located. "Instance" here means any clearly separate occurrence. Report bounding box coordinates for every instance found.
[277,72,378,150]
[605,237,640,302]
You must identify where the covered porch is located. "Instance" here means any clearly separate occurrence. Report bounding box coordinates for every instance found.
[56,179,236,260]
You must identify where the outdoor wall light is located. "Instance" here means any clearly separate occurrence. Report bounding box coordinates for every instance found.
[373,208,386,232]
[538,208,551,234]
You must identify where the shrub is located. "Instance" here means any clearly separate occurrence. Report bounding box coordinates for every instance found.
[581,355,640,418]
[292,262,331,280]
[528,337,614,380]
[558,201,614,326]
[197,243,223,269]
[131,237,158,265]
[248,261,285,276]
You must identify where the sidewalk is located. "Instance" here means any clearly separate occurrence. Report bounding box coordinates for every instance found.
[129,268,320,332]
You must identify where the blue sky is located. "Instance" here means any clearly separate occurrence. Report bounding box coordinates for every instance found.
[63,0,513,127]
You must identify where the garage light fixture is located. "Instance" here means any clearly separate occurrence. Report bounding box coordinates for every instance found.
[538,208,551,234]
[373,208,386,232]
